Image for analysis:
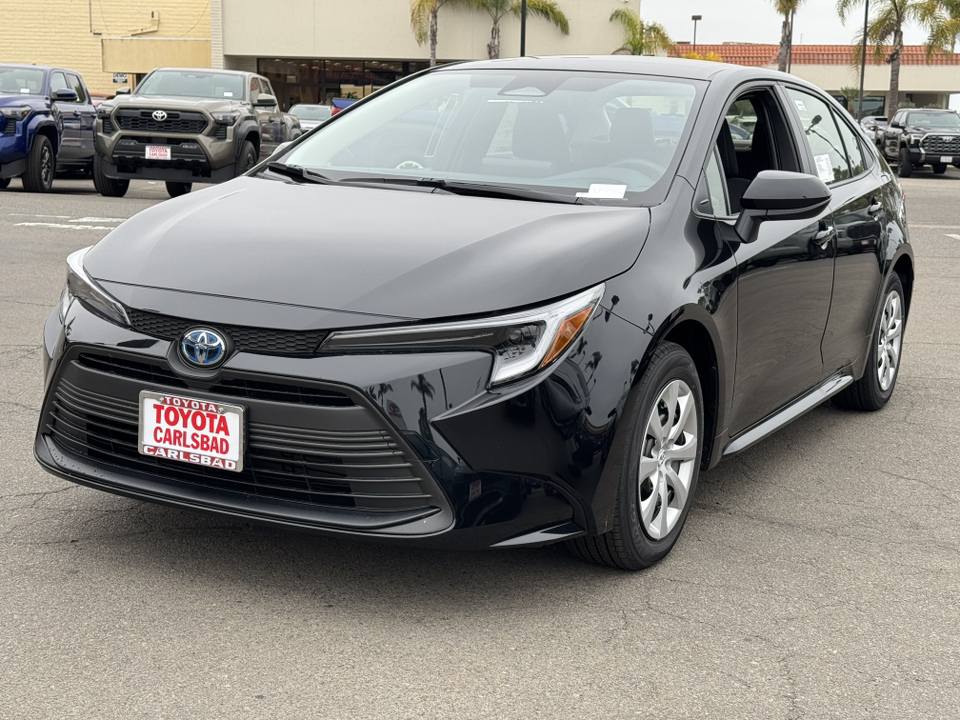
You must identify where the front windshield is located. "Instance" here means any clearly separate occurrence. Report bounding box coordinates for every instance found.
[290,105,332,120]
[283,69,702,203]
[136,70,244,100]
[0,67,44,95]
[908,111,960,129]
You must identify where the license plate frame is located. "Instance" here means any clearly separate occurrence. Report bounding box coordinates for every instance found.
[138,391,245,472]
[145,145,172,161]
[940,155,953,164]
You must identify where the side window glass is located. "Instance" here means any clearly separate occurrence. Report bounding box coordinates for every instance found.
[68,74,86,103]
[831,108,866,177]
[725,98,756,151]
[786,88,851,185]
[703,150,729,217]
[249,77,260,103]
[49,72,68,94]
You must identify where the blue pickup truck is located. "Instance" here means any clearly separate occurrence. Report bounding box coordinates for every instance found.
[0,64,97,192]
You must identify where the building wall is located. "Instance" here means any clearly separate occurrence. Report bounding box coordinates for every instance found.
[221,0,630,62]
[0,0,211,95]
[786,63,960,97]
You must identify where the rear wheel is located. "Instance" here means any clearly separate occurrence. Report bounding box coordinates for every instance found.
[833,274,906,411]
[235,140,258,177]
[22,135,54,192]
[567,342,703,570]
[932,163,947,174]
[93,155,129,197]
[165,181,192,198]
[897,147,913,178]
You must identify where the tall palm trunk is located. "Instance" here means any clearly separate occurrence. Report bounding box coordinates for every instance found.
[429,7,439,66]
[778,14,792,72]
[488,18,501,59]
[888,26,903,116]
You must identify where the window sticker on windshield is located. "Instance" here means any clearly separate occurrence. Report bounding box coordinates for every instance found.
[224,92,233,97]
[576,184,627,199]
[814,154,834,183]
[19,88,30,93]
[795,99,807,112]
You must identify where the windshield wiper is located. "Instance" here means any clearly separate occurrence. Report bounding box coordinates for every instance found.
[265,162,336,185]
[338,176,596,205]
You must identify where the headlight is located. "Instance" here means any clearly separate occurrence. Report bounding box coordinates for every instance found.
[908,134,925,144]
[322,285,605,386]
[0,106,29,120]
[212,111,240,126]
[63,247,129,326]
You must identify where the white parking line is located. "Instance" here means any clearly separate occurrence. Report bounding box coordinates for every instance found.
[13,222,117,231]
[7,213,71,219]
[947,234,960,240]
[69,217,126,223]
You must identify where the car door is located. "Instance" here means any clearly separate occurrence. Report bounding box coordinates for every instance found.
[709,85,836,435]
[49,71,80,163]
[250,76,279,155]
[884,110,906,159]
[783,86,887,377]
[66,73,96,162]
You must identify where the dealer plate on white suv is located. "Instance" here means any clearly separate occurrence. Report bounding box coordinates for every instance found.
[139,391,245,472]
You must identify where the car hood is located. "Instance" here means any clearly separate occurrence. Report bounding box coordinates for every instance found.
[0,93,45,106]
[85,176,650,322]
[907,125,960,134]
[109,96,245,112]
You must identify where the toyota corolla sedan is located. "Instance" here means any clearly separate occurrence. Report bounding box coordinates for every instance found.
[36,57,913,570]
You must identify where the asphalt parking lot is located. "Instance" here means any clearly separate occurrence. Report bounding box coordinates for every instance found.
[2,170,959,719]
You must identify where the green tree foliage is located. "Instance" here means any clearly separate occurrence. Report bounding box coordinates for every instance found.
[609,7,672,56]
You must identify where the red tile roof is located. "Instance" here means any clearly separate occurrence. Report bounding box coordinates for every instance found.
[673,43,960,66]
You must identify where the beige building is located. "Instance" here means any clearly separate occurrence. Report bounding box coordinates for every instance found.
[0,0,211,96]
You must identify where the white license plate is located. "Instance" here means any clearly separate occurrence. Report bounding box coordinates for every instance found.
[941,156,953,163]
[145,145,172,161]
[139,391,245,472]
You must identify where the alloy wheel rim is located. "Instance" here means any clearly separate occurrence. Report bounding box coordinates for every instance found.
[877,291,903,391]
[637,379,698,540]
[41,145,52,186]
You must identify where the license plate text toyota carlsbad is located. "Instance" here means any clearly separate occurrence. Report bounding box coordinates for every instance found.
[139,391,244,472]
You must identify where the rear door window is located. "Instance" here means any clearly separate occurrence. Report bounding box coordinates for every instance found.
[785,87,851,185]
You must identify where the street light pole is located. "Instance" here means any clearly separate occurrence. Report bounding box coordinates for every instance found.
[520,0,528,56]
[692,15,702,53]
[857,0,869,120]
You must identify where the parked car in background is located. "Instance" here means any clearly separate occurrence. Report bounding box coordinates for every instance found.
[882,108,960,177]
[93,67,301,198]
[331,97,359,115]
[37,57,913,571]
[860,115,888,146]
[0,64,96,191]
[289,103,332,131]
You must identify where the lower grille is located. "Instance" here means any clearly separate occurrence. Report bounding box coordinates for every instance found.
[2,120,15,136]
[126,308,327,356]
[44,357,446,517]
[921,135,960,155]
[101,117,115,134]
[215,124,227,140]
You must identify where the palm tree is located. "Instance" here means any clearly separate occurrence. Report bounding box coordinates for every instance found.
[772,1,806,72]
[609,7,672,56]
[470,0,569,60]
[919,0,960,52]
[838,0,956,117]
[410,374,436,441]
[410,0,468,67]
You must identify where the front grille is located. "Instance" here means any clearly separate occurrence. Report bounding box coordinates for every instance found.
[921,135,960,155]
[77,353,353,407]
[116,110,208,134]
[46,377,435,512]
[101,116,115,134]
[126,308,327,356]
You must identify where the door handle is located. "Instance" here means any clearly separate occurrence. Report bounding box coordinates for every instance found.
[814,225,836,248]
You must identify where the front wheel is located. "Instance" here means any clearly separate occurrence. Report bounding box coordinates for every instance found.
[833,274,906,411]
[568,342,703,570]
[93,155,129,197]
[22,135,54,192]
[932,163,947,175]
[235,140,258,177]
[897,147,913,178]
[165,181,192,198]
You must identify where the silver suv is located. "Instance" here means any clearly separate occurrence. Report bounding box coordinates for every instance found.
[94,68,300,198]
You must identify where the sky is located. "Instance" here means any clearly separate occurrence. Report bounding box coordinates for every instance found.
[633,0,933,47]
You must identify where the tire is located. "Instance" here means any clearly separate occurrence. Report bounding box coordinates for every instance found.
[0,178,10,189]
[932,163,947,175]
[235,140,258,177]
[165,181,192,198]
[22,135,54,192]
[897,147,913,178]
[93,155,129,198]
[567,342,704,570]
[833,274,906,412]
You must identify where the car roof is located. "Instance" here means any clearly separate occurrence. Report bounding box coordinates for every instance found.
[0,64,59,73]
[151,67,251,76]
[434,55,795,84]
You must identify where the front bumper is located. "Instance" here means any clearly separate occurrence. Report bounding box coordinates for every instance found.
[904,144,960,166]
[35,299,638,549]
[0,130,28,179]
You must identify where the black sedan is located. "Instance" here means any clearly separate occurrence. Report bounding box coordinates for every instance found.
[36,56,913,570]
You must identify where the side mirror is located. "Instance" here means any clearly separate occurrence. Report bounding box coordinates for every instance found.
[255,94,278,107]
[115,87,131,95]
[889,120,901,129]
[734,170,831,243]
[52,89,78,102]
